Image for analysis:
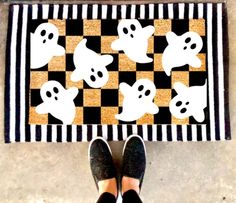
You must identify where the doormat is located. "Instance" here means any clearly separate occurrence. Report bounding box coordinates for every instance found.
[5,3,230,142]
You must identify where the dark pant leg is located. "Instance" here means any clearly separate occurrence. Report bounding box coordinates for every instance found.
[122,190,143,203]
[97,192,116,203]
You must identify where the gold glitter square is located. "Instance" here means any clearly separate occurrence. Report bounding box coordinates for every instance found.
[101,107,119,124]
[84,20,101,36]
[147,36,154,53]
[48,55,66,71]
[172,116,189,125]
[101,36,119,53]
[154,54,164,71]
[155,89,171,107]
[29,107,48,124]
[171,71,189,88]
[189,54,206,71]
[48,20,65,36]
[137,114,154,124]
[102,72,119,89]
[73,107,83,124]
[66,36,83,54]
[84,89,101,106]
[119,54,136,71]
[136,71,154,81]
[66,71,83,89]
[154,19,172,36]
[30,72,48,89]
[118,91,124,107]
[189,19,205,36]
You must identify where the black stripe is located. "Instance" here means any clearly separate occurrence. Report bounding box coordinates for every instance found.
[97,125,102,137]
[15,5,22,142]
[47,125,52,142]
[145,4,149,19]
[77,5,82,19]
[167,125,172,141]
[222,3,230,140]
[173,3,179,19]
[163,4,168,19]
[157,125,162,141]
[127,125,132,136]
[187,125,192,141]
[117,5,121,19]
[97,5,102,19]
[77,125,82,141]
[147,125,152,141]
[154,4,159,19]
[48,4,54,19]
[107,125,113,141]
[212,4,220,141]
[35,125,41,141]
[107,5,113,19]
[137,125,143,138]
[57,125,62,142]
[118,125,123,140]
[67,125,72,142]
[87,4,92,19]
[177,125,183,141]
[203,3,207,19]
[58,5,63,19]
[197,125,202,141]
[126,5,131,19]
[87,125,92,141]
[38,4,42,19]
[68,4,73,20]
[135,5,140,19]
[184,3,189,19]
[193,3,198,19]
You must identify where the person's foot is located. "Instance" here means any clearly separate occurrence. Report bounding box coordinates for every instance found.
[121,135,146,195]
[88,137,118,198]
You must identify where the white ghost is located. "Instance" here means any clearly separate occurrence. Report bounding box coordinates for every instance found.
[31,23,65,69]
[169,80,207,122]
[36,81,78,124]
[71,38,113,88]
[116,79,159,122]
[162,31,203,76]
[111,19,154,63]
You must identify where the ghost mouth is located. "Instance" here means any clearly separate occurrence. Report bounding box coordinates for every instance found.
[43,39,46,43]
[130,34,134,38]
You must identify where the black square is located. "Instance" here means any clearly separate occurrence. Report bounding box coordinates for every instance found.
[107,54,118,71]
[84,107,101,124]
[101,89,118,106]
[48,114,63,124]
[31,64,48,71]
[154,107,171,124]
[154,72,171,89]
[74,89,83,106]
[139,19,154,27]
[58,36,65,48]
[66,54,76,71]
[200,36,207,53]
[48,71,66,87]
[66,20,83,35]
[31,89,42,106]
[172,20,189,35]
[29,20,47,33]
[118,107,136,124]
[154,36,168,53]
[189,72,206,86]
[85,36,101,53]
[119,72,136,86]
[172,65,189,71]
[101,20,118,35]
[136,54,154,71]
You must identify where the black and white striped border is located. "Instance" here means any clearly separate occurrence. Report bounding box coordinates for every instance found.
[5,3,230,143]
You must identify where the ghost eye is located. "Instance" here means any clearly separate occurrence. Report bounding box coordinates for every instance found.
[40,30,46,36]
[123,28,128,34]
[97,71,103,78]
[191,43,196,49]
[176,101,182,106]
[48,33,54,39]
[138,85,144,91]
[46,91,51,97]
[53,87,59,93]
[130,24,136,31]
[145,90,151,96]
[185,37,191,43]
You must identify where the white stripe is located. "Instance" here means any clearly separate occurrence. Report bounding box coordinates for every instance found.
[61,125,67,142]
[42,5,49,19]
[32,4,38,19]
[9,5,19,142]
[217,4,225,141]
[207,4,216,141]
[82,125,87,141]
[112,125,118,141]
[179,3,185,19]
[158,4,163,19]
[140,5,145,19]
[121,5,127,19]
[168,4,174,19]
[30,125,36,142]
[189,3,194,19]
[192,125,197,141]
[53,5,59,19]
[171,125,177,142]
[142,125,148,141]
[201,125,207,141]
[149,4,154,19]
[92,4,98,19]
[41,125,47,142]
[132,125,138,135]
[162,125,167,142]
[63,5,68,19]
[102,5,107,19]
[92,125,97,138]
[72,5,77,19]
[198,3,204,19]
[102,125,108,140]
[131,5,136,19]
[20,5,28,142]
[112,5,117,19]
[51,125,57,142]
[152,125,157,141]
[122,125,128,140]
[182,125,187,142]
[82,4,88,19]
[72,125,77,142]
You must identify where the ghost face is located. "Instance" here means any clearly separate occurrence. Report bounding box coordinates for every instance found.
[34,23,59,47]
[117,19,142,40]
[132,79,156,101]
[40,81,65,103]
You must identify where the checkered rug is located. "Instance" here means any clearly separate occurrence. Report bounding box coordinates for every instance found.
[5,3,230,142]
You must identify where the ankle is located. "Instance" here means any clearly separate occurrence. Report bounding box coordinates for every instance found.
[98,178,117,198]
[122,176,140,195]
